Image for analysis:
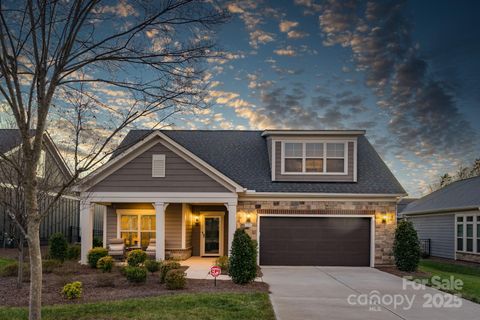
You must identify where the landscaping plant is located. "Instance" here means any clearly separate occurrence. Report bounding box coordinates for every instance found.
[124,266,147,283]
[93,237,103,248]
[165,269,186,290]
[145,259,161,273]
[393,220,421,272]
[48,233,68,262]
[160,261,181,283]
[215,256,229,273]
[229,229,257,284]
[127,249,147,267]
[42,260,62,274]
[97,256,114,273]
[62,281,82,300]
[87,247,108,268]
[66,244,81,260]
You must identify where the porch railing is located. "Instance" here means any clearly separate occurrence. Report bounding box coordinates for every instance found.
[419,238,431,257]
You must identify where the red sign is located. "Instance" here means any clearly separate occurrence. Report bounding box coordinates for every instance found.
[210,266,221,278]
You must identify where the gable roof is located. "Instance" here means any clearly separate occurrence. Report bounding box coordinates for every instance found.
[109,130,406,195]
[403,176,480,215]
[397,198,419,214]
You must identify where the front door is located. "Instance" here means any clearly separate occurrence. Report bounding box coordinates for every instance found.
[201,213,224,256]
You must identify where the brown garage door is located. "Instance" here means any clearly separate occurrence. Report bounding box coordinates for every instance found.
[259,217,371,266]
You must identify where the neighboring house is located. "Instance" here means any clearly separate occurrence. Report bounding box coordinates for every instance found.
[77,130,406,266]
[0,129,81,246]
[403,176,480,263]
[396,198,418,219]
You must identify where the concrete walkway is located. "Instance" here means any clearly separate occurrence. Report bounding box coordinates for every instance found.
[262,266,480,320]
[181,257,231,280]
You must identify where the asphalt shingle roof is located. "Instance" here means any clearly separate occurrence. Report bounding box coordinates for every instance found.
[0,129,35,154]
[112,130,406,194]
[403,176,480,214]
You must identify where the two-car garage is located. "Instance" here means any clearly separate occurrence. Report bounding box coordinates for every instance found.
[258,216,373,266]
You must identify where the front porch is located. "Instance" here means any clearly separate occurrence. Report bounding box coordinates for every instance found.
[80,193,238,264]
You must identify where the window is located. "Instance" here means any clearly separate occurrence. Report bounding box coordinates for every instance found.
[120,214,156,249]
[282,141,346,174]
[36,150,46,178]
[456,214,480,254]
[152,154,166,177]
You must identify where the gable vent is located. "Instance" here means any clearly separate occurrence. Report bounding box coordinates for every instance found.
[152,154,166,177]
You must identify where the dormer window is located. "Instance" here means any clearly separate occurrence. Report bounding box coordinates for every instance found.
[281,141,347,175]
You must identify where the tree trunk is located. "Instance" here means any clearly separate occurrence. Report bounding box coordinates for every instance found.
[28,221,42,320]
[17,234,24,288]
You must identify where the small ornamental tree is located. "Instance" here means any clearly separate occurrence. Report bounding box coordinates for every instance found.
[49,233,68,262]
[393,220,421,272]
[229,229,257,284]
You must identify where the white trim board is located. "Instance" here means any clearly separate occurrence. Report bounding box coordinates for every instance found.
[256,214,375,267]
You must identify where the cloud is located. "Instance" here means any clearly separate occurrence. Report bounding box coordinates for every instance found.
[279,20,299,32]
[227,3,244,13]
[287,30,309,39]
[249,30,275,49]
[274,46,297,56]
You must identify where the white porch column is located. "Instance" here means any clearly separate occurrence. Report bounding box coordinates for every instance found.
[154,202,166,261]
[227,203,237,256]
[80,201,94,264]
[102,205,107,248]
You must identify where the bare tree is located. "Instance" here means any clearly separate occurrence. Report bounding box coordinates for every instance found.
[428,158,480,192]
[0,1,226,319]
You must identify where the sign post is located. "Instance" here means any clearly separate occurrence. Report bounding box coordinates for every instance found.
[210,265,221,287]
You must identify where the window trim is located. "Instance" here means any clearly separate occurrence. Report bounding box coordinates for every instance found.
[117,209,156,248]
[455,212,480,255]
[280,140,348,175]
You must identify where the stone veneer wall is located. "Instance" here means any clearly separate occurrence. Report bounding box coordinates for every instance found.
[236,200,397,265]
[456,252,480,264]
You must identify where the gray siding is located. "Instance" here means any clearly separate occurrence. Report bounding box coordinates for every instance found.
[409,214,455,259]
[166,203,182,249]
[274,141,355,182]
[90,141,229,192]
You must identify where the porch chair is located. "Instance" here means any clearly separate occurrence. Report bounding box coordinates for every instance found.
[108,238,125,259]
[146,238,156,258]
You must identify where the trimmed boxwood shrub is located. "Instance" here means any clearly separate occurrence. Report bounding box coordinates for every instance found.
[66,244,81,260]
[145,259,161,273]
[0,262,29,277]
[124,266,147,283]
[160,261,181,283]
[215,256,229,273]
[62,281,82,299]
[229,229,257,284]
[97,256,114,272]
[165,269,186,290]
[87,247,108,268]
[127,249,147,267]
[49,233,68,262]
[393,220,421,272]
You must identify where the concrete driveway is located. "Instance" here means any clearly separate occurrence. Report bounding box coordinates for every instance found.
[262,266,480,320]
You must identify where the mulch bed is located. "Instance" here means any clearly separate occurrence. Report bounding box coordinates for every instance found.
[376,265,430,278]
[0,261,269,307]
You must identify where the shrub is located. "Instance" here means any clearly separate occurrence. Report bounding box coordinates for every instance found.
[87,247,108,268]
[95,273,116,287]
[0,262,29,277]
[97,256,113,272]
[159,261,181,283]
[62,281,82,299]
[145,259,160,273]
[215,256,229,273]
[93,237,103,248]
[124,266,147,283]
[49,233,68,262]
[66,244,81,260]
[42,259,62,273]
[127,249,147,267]
[165,269,186,290]
[393,220,421,272]
[229,229,257,284]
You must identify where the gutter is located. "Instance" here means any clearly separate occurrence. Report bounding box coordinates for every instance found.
[242,190,407,199]
[404,206,480,216]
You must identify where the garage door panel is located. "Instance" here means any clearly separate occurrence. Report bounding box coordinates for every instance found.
[259,217,371,266]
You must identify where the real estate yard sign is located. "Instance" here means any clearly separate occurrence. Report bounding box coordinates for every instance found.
[211,266,221,286]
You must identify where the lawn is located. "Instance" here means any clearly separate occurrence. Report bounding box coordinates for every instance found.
[0,257,14,269]
[416,259,480,303]
[0,292,275,320]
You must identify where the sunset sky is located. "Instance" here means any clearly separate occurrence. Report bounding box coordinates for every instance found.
[161,0,479,197]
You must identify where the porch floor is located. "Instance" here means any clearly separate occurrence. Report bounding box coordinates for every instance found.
[181,257,231,280]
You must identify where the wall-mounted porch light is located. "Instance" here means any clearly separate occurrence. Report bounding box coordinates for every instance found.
[194,215,200,226]
[246,213,251,223]
[382,214,388,224]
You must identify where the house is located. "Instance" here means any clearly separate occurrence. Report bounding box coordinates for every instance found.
[0,129,80,246]
[396,198,418,219]
[77,130,406,266]
[403,176,480,263]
